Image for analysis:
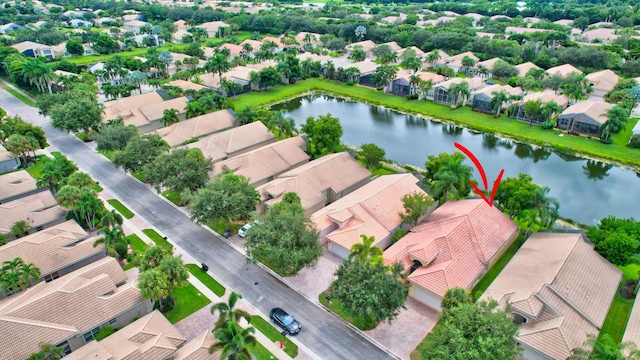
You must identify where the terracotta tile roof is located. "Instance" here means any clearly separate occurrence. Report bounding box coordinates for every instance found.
[435,77,484,91]
[138,96,189,125]
[0,220,105,278]
[396,70,445,84]
[220,43,243,56]
[506,26,550,34]
[199,66,254,89]
[546,64,583,77]
[196,21,227,31]
[385,199,518,297]
[477,57,501,69]
[480,232,621,360]
[585,69,619,93]
[62,340,112,360]
[181,121,275,162]
[515,62,541,77]
[464,12,484,20]
[295,32,322,44]
[152,109,235,147]
[0,191,67,234]
[399,46,425,58]
[103,92,166,127]
[0,257,146,360]
[262,36,285,48]
[0,170,37,202]
[347,60,379,76]
[256,152,371,213]
[554,19,573,26]
[211,137,309,185]
[239,39,263,52]
[519,91,569,108]
[166,80,206,92]
[472,84,523,99]
[174,331,220,360]
[476,32,496,39]
[380,41,402,52]
[345,40,377,53]
[581,28,618,42]
[559,101,614,125]
[439,51,480,69]
[312,174,427,249]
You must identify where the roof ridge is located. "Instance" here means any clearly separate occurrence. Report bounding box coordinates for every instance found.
[0,315,78,332]
[545,284,600,328]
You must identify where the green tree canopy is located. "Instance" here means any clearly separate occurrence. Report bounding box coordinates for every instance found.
[300,114,343,159]
[50,97,104,134]
[358,143,385,171]
[424,152,473,202]
[113,134,169,173]
[398,191,434,226]
[244,194,322,276]
[187,172,259,232]
[143,148,213,193]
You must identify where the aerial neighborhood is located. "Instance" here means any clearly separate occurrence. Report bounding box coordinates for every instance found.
[1,0,640,359]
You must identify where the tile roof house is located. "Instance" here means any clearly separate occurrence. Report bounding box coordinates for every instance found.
[439,51,480,74]
[546,64,583,77]
[63,310,186,360]
[512,91,570,125]
[181,121,275,163]
[380,41,403,52]
[0,144,20,174]
[166,79,206,92]
[255,152,371,215]
[554,19,573,26]
[506,26,550,35]
[585,69,619,98]
[348,60,381,88]
[476,32,496,39]
[123,19,148,34]
[480,232,621,360]
[345,40,377,58]
[476,57,502,76]
[557,101,614,135]
[210,137,310,186]
[174,331,220,359]
[391,70,446,97]
[0,170,39,203]
[579,28,619,44]
[433,77,484,106]
[0,220,107,298]
[399,46,425,58]
[515,62,542,77]
[199,65,254,94]
[295,32,322,46]
[102,92,190,133]
[219,43,243,58]
[311,173,430,259]
[0,257,153,359]
[471,84,523,114]
[385,199,518,310]
[12,41,68,59]
[196,21,228,38]
[425,49,450,68]
[0,190,67,237]
[152,109,235,147]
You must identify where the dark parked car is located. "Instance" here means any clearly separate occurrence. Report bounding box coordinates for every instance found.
[270,308,301,335]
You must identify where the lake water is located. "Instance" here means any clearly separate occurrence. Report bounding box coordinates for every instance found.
[272,94,640,225]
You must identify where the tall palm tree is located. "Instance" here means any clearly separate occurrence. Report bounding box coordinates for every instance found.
[419,79,434,100]
[478,66,489,80]
[324,60,336,80]
[185,101,205,119]
[158,255,189,307]
[426,50,441,68]
[209,321,256,360]
[533,186,560,227]
[127,70,147,94]
[234,105,256,125]
[19,263,40,290]
[448,82,470,106]
[488,90,509,117]
[1,257,40,294]
[162,108,180,126]
[599,106,629,141]
[541,100,562,122]
[431,155,474,202]
[11,220,30,238]
[205,54,231,84]
[241,43,253,59]
[100,209,123,229]
[95,225,125,256]
[348,234,383,265]
[267,110,296,139]
[348,45,367,62]
[138,269,170,311]
[461,56,475,75]
[524,99,543,126]
[210,291,251,330]
[409,74,422,95]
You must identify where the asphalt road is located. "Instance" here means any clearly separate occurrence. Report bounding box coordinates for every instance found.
[0,88,396,360]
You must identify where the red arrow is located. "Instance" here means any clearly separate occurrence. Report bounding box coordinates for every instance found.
[454,142,504,207]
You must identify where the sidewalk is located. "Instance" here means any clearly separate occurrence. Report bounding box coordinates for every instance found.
[100,190,296,360]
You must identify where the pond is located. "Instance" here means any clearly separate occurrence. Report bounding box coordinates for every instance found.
[272,94,640,225]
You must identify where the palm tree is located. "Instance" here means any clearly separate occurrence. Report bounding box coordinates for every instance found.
[162,108,180,126]
[461,56,475,75]
[138,269,170,311]
[1,257,40,294]
[324,60,336,80]
[448,82,470,106]
[185,101,205,119]
[248,71,260,90]
[419,79,434,100]
[599,106,629,141]
[210,291,251,330]
[11,220,30,238]
[241,43,253,59]
[234,105,256,125]
[409,75,422,96]
[348,234,383,265]
[524,99,543,126]
[95,225,125,256]
[344,67,361,83]
[100,210,123,229]
[127,70,147,94]
[426,50,441,68]
[488,90,509,117]
[533,186,560,227]
[478,66,489,80]
[26,341,65,360]
[348,45,367,62]
[209,321,256,359]
[19,263,40,289]
[158,255,189,307]
[431,155,474,202]
[267,110,296,139]
[205,54,231,83]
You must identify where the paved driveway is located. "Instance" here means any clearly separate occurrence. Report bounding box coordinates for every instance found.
[284,248,342,301]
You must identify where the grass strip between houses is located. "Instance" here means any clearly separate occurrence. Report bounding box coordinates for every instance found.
[185,264,226,297]
[142,228,174,252]
[232,78,640,169]
[165,283,211,324]
[471,238,522,298]
[249,315,298,358]
[106,199,134,219]
[600,283,635,343]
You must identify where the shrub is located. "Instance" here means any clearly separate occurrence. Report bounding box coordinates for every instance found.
[114,241,128,258]
[600,138,613,144]
[126,254,134,262]
[376,86,384,91]
[94,326,115,341]
[629,134,640,148]
[540,120,555,129]
[346,81,355,86]
[391,229,408,244]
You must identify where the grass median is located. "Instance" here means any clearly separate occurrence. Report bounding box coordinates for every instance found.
[165,283,212,324]
[185,264,226,297]
[107,199,134,219]
[142,228,174,252]
[232,79,640,169]
[249,315,298,358]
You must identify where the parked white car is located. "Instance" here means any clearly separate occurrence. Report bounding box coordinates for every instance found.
[238,222,258,238]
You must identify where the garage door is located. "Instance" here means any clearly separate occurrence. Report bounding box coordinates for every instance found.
[411,286,442,311]
[329,242,351,259]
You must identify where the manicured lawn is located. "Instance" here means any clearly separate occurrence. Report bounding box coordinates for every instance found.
[472,237,522,299]
[247,341,277,360]
[164,283,211,324]
[25,155,49,178]
[185,264,226,297]
[107,199,134,219]
[250,315,298,358]
[97,148,116,161]
[318,291,375,330]
[619,264,640,281]
[371,165,398,176]
[142,228,174,252]
[122,233,147,270]
[65,43,190,65]
[410,321,444,360]
[208,218,243,237]
[599,284,634,343]
[162,190,182,206]
[233,79,640,168]
[0,80,36,107]
[131,171,146,182]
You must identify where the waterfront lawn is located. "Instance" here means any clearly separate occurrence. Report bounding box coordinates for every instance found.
[250,315,298,358]
[185,264,226,297]
[599,283,634,343]
[107,199,134,219]
[233,79,640,168]
[165,283,211,324]
[142,228,174,252]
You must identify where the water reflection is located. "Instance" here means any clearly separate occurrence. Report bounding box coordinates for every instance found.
[272,94,640,223]
[582,160,613,181]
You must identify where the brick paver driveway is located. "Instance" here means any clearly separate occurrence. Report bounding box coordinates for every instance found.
[284,247,342,301]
